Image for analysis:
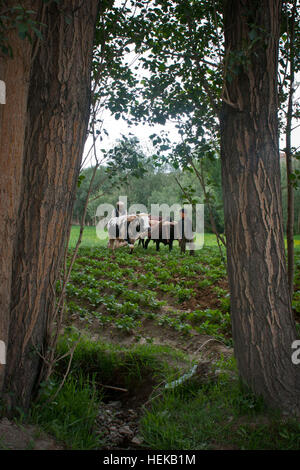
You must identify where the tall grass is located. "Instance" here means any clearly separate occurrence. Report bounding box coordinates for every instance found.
[55,329,191,390]
[30,373,102,449]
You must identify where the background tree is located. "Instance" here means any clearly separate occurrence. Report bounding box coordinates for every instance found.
[74,137,226,232]
[74,137,148,225]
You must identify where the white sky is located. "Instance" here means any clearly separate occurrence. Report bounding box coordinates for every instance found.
[82,105,183,167]
[82,104,300,169]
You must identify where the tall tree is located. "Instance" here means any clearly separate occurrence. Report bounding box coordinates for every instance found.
[0,0,37,391]
[220,0,300,413]
[1,0,99,411]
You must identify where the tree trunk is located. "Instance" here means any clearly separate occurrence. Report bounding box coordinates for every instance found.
[0,1,34,390]
[220,0,300,414]
[3,0,99,411]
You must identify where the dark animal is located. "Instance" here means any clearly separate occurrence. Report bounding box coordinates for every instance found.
[138,215,162,248]
[107,213,150,253]
[140,215,195,253]
[143,219,178,252]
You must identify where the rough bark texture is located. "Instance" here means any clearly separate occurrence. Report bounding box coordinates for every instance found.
[0,1,34,390]
[220,0,300,413]
[3,0,99,411]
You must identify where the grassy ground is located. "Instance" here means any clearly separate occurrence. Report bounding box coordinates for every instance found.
[27,226,300,450]
[69,225,213,249]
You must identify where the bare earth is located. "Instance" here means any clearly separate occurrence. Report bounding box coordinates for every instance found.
[0,418,63,450]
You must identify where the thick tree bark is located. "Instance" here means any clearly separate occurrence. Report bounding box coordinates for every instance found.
[3,0,99,411]
[0,1,34,390]
[220,0,300,413]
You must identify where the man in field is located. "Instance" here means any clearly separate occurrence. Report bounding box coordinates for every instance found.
[111,201,127,239]
[178,208,195,256]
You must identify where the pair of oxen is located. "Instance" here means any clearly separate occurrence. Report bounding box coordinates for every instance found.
[107,214,194,254]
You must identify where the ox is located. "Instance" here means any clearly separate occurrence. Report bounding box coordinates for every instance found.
[141,214,195,254]
[107,213,150,254]
[143,219,178,252]
[138,215,165,249]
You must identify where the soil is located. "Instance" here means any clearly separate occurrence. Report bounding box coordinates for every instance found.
[95,400,145,449]
[0,418,64,450]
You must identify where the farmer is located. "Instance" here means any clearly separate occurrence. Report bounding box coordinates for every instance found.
[111,201,127,239]
[178,207,195,255]
[111,200,127,218]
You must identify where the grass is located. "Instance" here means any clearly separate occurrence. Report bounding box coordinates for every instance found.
[30,331,300,451]
[69,225,103,249]
[30,373,102,449]
[69,224,300,246]
[68,225,220,249]
[141,358,300,450]
[29,328,192,449]
[54,328,192,390]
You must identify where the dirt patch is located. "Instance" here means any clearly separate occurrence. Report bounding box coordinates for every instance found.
[64,312,233,362]
[95,356,234,451]
[96,401,145,450]
[0,418,63,450]
[196,338,234,360]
